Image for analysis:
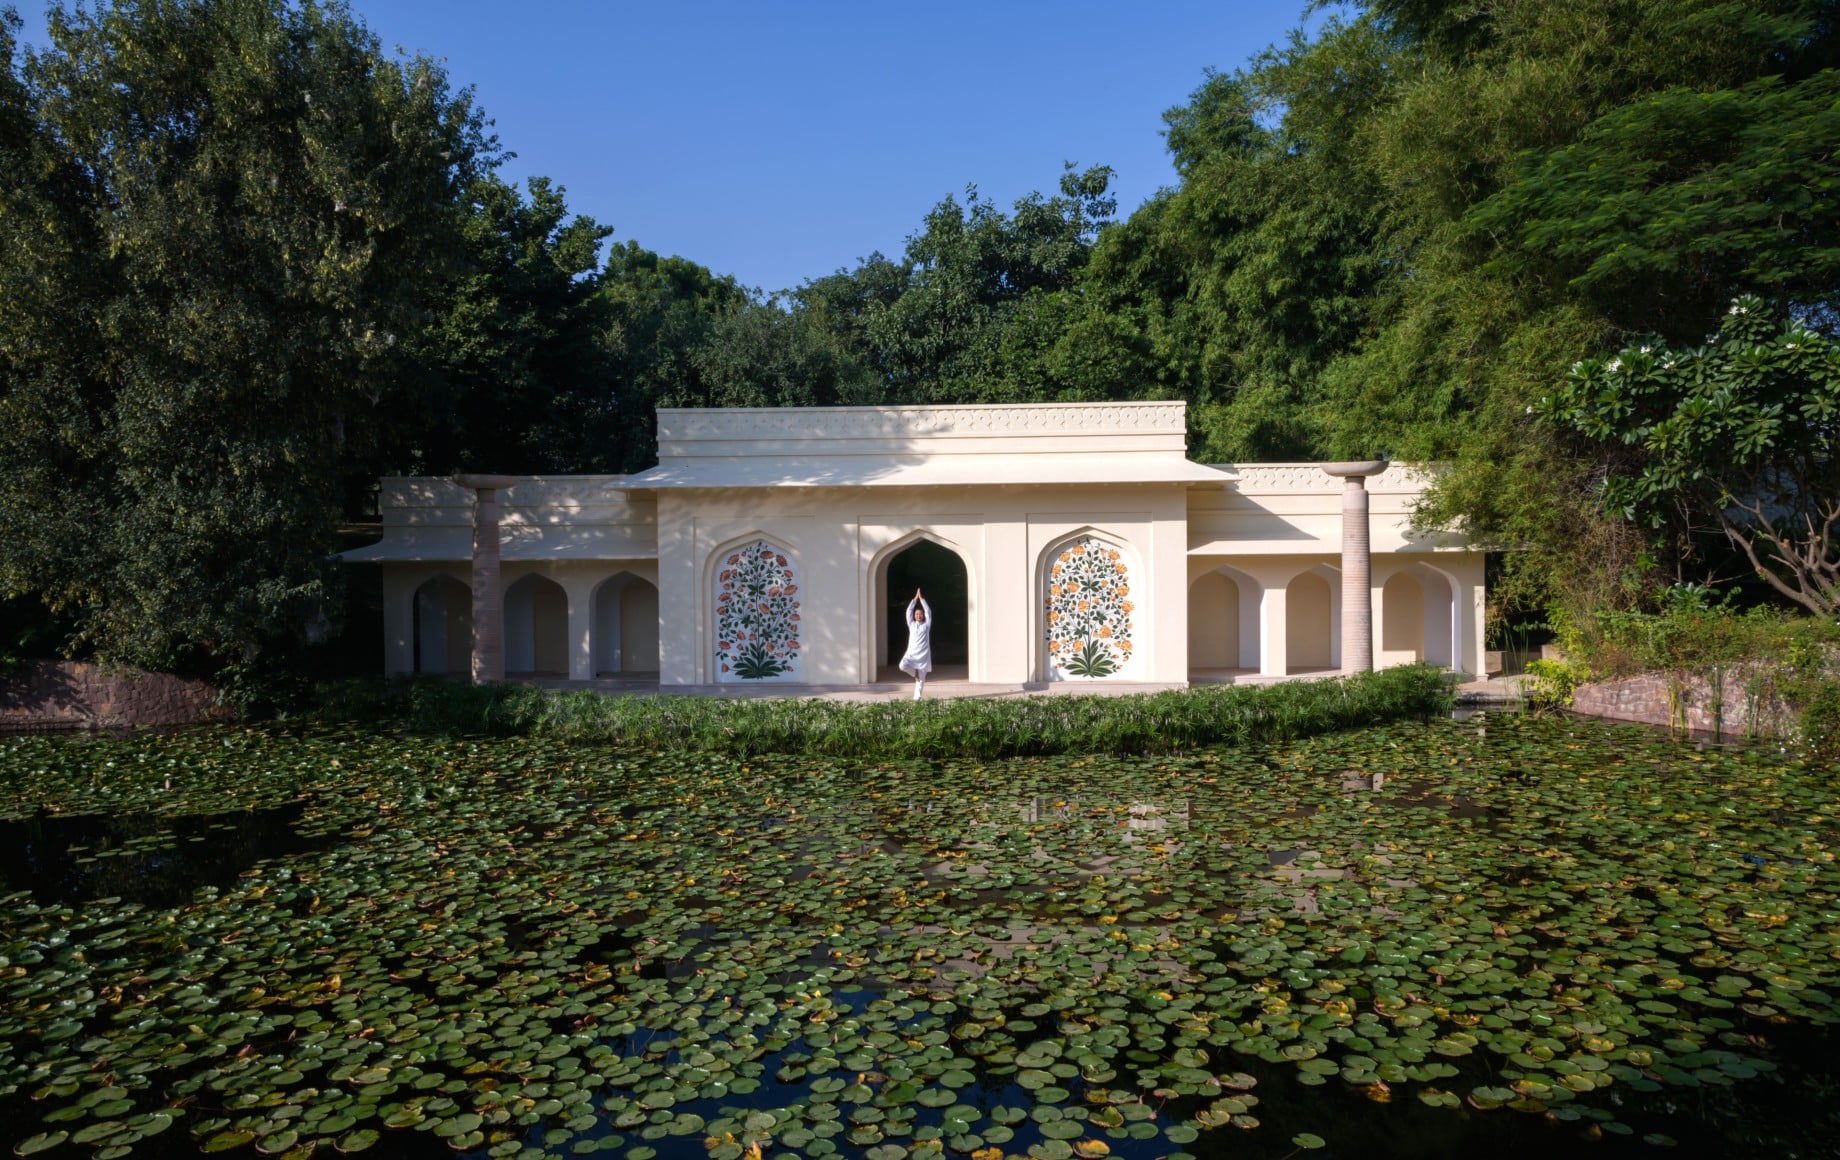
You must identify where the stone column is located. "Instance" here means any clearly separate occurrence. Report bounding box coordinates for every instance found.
[454,474,519,684]
[1323,461,1388,674]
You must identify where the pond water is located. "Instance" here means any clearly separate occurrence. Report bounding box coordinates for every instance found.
[0,716,1837,1159]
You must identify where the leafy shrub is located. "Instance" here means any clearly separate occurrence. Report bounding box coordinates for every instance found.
[1796,679,1840,760]
[1524,657,1588,710]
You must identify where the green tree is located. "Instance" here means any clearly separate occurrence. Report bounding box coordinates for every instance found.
[691,298,879,411]
[0,0,489,673]
[408,174,613,477]
[1472,71,1840,342]
[796,164,1118,403]
[1125,0,1840,617]
[590,240,749,471]
[1538,297,1840,616]
[1077,63,1392,462]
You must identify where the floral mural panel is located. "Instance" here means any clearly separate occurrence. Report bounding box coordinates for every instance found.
[714,540,801,681]
[1045,535,1134,679]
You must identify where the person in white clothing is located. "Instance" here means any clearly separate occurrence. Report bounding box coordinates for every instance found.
[898,588,932,700]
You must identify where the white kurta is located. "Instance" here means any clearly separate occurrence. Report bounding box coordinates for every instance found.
[899,596,933,676]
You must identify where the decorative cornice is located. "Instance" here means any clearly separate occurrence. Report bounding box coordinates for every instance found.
[656,402,1188,445]
[1219,464,1432,494]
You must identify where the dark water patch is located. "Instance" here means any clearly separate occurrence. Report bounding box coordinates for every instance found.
[0,801,341,907]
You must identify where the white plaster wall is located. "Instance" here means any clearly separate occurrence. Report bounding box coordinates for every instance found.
[654,485,1192,686]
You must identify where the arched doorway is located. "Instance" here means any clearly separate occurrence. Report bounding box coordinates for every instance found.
[505,574,568,676]
[1286,570,1335,673]
[593,574,660,675]
[1188,571,1241,673]
[412,576,471,675]
[880,538,969,678]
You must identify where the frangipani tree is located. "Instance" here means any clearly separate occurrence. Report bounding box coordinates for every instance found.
[1539,296,1839,616]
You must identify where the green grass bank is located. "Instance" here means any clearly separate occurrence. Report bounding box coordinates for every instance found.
[341,664,1453,758]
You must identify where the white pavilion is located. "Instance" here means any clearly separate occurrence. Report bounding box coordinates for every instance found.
[342,401,1485,691]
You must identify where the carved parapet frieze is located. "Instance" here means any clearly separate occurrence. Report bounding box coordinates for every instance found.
[657,401,1190,446]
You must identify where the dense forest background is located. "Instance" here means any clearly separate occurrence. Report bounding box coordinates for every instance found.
[0,0,1834,687]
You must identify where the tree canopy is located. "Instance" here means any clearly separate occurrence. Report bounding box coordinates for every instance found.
[0,0,493,673]
[3,0,1836,680]
[1540,298,1840,616]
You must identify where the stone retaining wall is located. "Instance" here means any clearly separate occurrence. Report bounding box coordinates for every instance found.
[1571,667,1796,738]
[0,661,224,730]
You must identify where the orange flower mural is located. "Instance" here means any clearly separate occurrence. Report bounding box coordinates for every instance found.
[714,540,801,680]
[1045,537,1133,678]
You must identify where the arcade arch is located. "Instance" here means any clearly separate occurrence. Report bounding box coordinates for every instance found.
[504,574,569,676]
[1284,566,1340,674]
[1382,564,1456,668]
[412,575,471,675]
[592,573,660,675]
[1187,565,1261,675]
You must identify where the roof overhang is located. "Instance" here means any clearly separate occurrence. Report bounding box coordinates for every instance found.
[609,454,1234,491]
[339,526,657,564]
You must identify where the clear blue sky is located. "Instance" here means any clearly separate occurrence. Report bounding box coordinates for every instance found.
[12,1,1326,293]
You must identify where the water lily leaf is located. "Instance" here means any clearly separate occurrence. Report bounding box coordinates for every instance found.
[202,1129,259,1152]
[14,1132,69,1156]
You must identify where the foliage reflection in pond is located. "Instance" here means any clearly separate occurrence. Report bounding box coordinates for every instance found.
[0,716,1837,1158]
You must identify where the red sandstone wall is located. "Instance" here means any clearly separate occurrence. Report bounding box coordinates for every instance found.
[0,661,225,730]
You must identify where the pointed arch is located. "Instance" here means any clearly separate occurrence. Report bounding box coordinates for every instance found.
[1189,564,1262,674]
[591,571,660,675]
[1283,563,1341,674]
[1039,528,1140,681]
[504,573,569,676]
[869,529,976,678]
[1383,562,1457,669]
[708,534,803,682]
[412,574,471,675]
